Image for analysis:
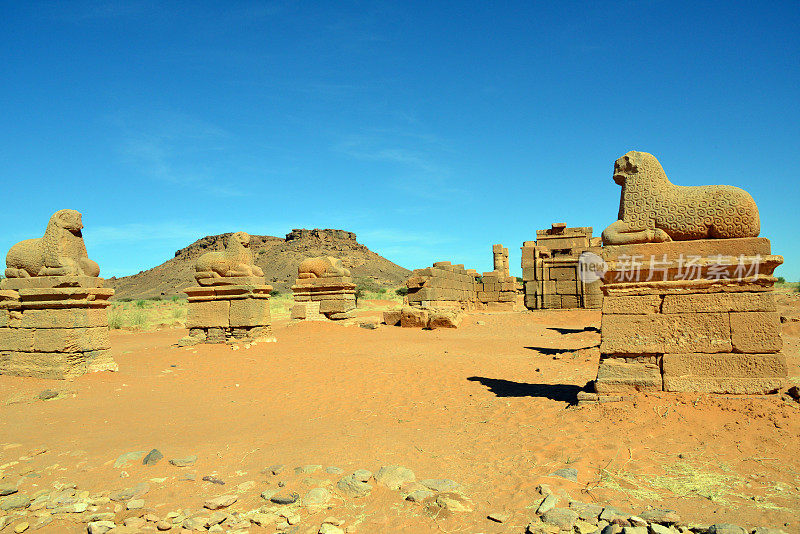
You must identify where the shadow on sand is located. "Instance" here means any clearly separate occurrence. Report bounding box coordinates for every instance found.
[467,376,581,404]
[546,326,600,335]
[523,346,576,356]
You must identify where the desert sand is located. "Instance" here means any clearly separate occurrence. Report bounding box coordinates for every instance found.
[0,297,798,533]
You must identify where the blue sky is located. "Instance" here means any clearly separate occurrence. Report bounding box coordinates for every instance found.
[2,1,798,279]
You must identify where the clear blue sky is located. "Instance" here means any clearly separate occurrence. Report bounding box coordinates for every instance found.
[2,1,798,279]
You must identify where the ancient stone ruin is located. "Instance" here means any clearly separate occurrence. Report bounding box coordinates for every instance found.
[585,151,786,400]
[182,232,272,344]
[0,209,117,379]
[521,223,603,309]
[290,256,356,320]
[386,245,521,328]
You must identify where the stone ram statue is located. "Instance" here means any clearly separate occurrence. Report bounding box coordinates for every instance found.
[194,231,264,282]
[602,151,760,245]
[297,256,351,279]
[5,209,100,278]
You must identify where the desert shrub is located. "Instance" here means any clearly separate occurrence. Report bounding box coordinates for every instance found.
[171,307,185,320]
[149,295,163,301]
[377,288,387,295]
[270,289,281,297]
[119,297,133,302]
[131,310,147,327]
[107,309,123,329]
[516,276,523,282]
[134,299,148,308]
[796,282,800,293]
[395,287,408,296]
[777,276,786,284]
[170,295,183,302]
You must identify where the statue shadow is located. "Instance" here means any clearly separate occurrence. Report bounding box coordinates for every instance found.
[546,326,600,335]
[467,376,582,405]
[524,346,576,356]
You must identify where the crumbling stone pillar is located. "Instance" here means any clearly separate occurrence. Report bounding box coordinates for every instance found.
[182,232,272,344]
[291,256,356,320]
[0,209,117,379]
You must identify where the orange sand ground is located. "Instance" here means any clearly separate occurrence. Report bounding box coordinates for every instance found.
[1,298,799,533]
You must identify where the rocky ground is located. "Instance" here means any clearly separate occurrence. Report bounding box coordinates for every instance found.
[0,299,798,534]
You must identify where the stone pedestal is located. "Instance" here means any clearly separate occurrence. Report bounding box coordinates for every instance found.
[0,277,117,379]
[593,238,787,395]
[291,276,356,320]
[184,279,272,343]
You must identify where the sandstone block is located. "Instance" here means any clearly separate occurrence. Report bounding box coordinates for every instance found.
[33,327,110,352]
[556,280,579,294]
[0,309,7,327]
[400,307,428,328]
[594,358,662,393]
[662,353,787,393]
[0,328,34,352]
[290,304,307,320]
[561,295,580,308]
[20,308,108,329]
[383,310,401,326]
[662,292,776,313]
[550,266,577,281]
[600,313,731,354]
[0,349,117,379]
[602,295,662,315]
[428,310,462,329]
[729,311,782,353]
[229,298,271,328]
[186,300,230,329]
[319,299,354,314]
[543,294,560,308]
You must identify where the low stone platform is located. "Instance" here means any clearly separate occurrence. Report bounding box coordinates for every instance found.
[594,237,787,395]
[184,280,273,344]
[291,276,356,321]
[0,281,117,379]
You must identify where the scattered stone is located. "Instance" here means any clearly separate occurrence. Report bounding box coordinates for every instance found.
[570,501,603,520]
[202,476,225,485]
[0,494,30,511]
[295,464,322,475]
[270,492,299,505]
[574,519,599,534]
[13,522,29,533]
[650,525,675,534]
[236,480,255,493]
[435,493,473,513]
[337,474,372,498]
[109,482,149,502]
[113,451,145,468]
[419,479,459,492]
[541,507,579,530]
[352,469,372,482]
[126,498,144,510]
[536,494,559,514]
[751,528,789,534]
[0,485,17,497]
[179,471,197,481]
[204,494,238,509]
[536,483,552,495]
[208,510,228,525]
[124,517,147,528]
[622,527,648,534]
[183,516,208,530]
[600,506,628,522]
[169,455,197,467]
[628,516,648,527]
[639,509,680,524]
[88,521,117,534]
[142,449,163,466]
[260,489,277,500]
[87,513,116,522]
[319,524,345,534]
[359,322,378,330]
[304,488,331,507]
[708,525,747,534]
[487,511,510,523]
[549,467,578,482]
[37,390,58,400]
[266,464,285,475]
[325,466,343,474]
[374,465,415,490]
[156,520,172,531]
[405,489,433,502]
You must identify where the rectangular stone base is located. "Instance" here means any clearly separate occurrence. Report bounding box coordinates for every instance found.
[595,239,787,395]
[184,285,271,343]
[184,325,273,345]
[0,283,117,379]
[291,277,356,320]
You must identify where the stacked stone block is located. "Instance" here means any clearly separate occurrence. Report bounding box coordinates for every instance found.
[0,209,117,379]
[183,231,272,344]
[0,278,117,379]
[291,276,356,320]
[291,256,356,320]
[593,238,787,396]
[184,282,272,343]
[521,223,602,310]
[406,261,480,309]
